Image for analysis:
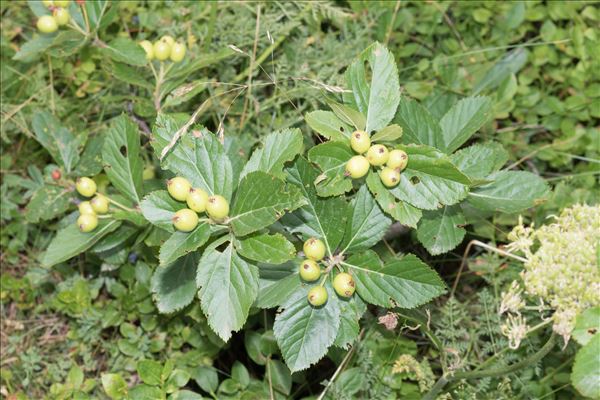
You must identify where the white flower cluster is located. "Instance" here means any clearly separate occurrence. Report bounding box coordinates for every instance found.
[507,204,600,343]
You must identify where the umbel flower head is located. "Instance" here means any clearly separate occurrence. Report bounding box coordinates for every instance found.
[507,204,600,343]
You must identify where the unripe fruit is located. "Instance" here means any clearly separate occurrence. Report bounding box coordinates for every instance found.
[303,238,326,261]
[170,42,186,63]
[51,169,61,181]
[160,35,175,46]
[78,201,95,215]
[153,40,171,61]
[333,272,355,298]
[167,177,191,201]
[379,167,401,188]
[345,155,370,179]
[307,286,328,307]
[366,144,389,166]
[299,259,321,282]
[187,188,209,213]
[139,40,154,60]
[42,0,54,7]
[172,208,199,232]
[142,166,155,180]
[206,195,229,220]
[53,8,70,25]
[37,15,58,34]
[77,213,98,233]
[76,177,97,197]
[54,0,70,6]
[387,149,408,171]
[90,194,109,214]
[350,130,371,154]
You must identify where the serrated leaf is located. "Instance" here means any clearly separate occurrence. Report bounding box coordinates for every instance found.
[417,205,466,255]
[365,170,422,228]
[388,145,471,210]
[345,42,400,133]
[42,220,121,267]
[449,142,508,179]
[151,254,198,314]
[440,96,494,153]
[159,223,211,265]
[137,360,162,386]
[255,273,302,309]
[307,141,354,197]
[25,184,71,223]
[467,171,549,213]
[572,333,600,399]
[100,37,147,66]
[344,251,446,308]
[236,233,296,264]
[101,374,127,399]
[340,185,391,253]
[31,110,81,173]
[284,157,348,252]
[111,63,153,89]
[371,124,403,142]
[305,111,352,142]
[334,295,366,349]
[395,98,444,149]
[229,171,305,237]
[327,101,366,131]
[273,284,340,372]
[573,308,600,346]
[13,35,55,62]
[196,244,259,341]
[153,115,233,201]
[74,135,105,176]
[240,129,303,180]
[103,115,143,204]
[140,190,182,232]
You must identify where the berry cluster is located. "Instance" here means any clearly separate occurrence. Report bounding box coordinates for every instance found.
[166,177,229,232]
[300,238,356,307]
[37,0,71,34]
[75,177,109,233]
[139,36,186,63]
[345,130,408,188]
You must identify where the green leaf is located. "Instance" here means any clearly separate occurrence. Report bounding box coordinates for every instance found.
[255,272,302,309]
[573,307,600,346]
[267,359,292,395]
[196,244,259,341]
[153,115,233,201]
[74,135,105,176]
[13,35,55,62]
[340,185,391,253]
[140,190,182,232]
[137,359,163,386]
[236,233,296,265]
[305,111,353,141]
[103,115,144,204]
[100,38,147,66]
[473,48,527,95]
[240,128,303,180]
[417,205,466,255]
[334,295,366,349]
[273,284,340,372]
[344,251,446,308]
[163,80,210,109]
[395,98,443,148]
[169,390,204,400]
[345,42,400,133]
[284,157,348,252]
[365,170,422,228]
[159,223,211,266]
[467,171,549,213]
[111,63,153,89]
[388,145,471,210]
[42,220,121,267]
[327,101,366,131]
[572,333,600,399]
[25,184,71,223]
[165,369,190,393]
[151,254,199,314]
[371,124,403,143]
[449,142,508,180]
[101,373,127,399]
[128,385,162,399]
[31,110,81,173]
[307,141,354,197]
[229,171,305,237]
[440,96,493,153]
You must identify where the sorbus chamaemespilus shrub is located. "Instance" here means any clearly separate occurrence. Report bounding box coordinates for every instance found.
[37,15,58,33]
[333,272,356,298]
[299,259,321,282]
[170,42,186,63]
[350,130,371,154]
[77,213,98,233]
[303,238,326,261]
[387,149,408,171]
[345,155,370,179]
[153,40,171,61]
[187,188,209,213]
[53,8,70,26]
[172,208,199,232]
[206,195,229,220]
[167,177,191,201]
[76,177,97,197]
[90,195,109,214]
[379,167,400,188]
[366,144,389,166]
[78,201,95,215]
[307,286,328,306]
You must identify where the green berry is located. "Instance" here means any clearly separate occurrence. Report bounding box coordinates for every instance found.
[379,167,400,188]
[54,0,70,6]
[160,35,175,46]
[90,194,109,214]
[172,208,199,232]
[42,0,54,7]
[333,272,355,298]
[206,195,229,220]
[53,8,70,25]
[142,166,155,180]
[76,177,97,197]
[77,213,98,233]
[299,259,321,282]
[345,155,370,179]
[170,42,186,63]
[187,188,209,213]
[78,201,95,215]
[387,149,408,171]
[139,40,154,60]
[350,130,371,154]
[153,40,171,61]
[366,144,389,166]
[167,177,191,201]
[37,15,58,33]
[307,286,328,306]
[303,238,326,261]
